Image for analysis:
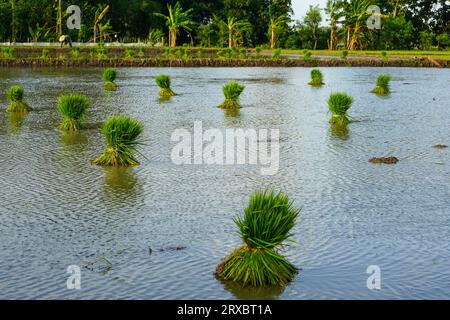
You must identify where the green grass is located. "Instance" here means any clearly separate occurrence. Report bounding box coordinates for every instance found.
[371,74,391,95]
[102,68,118,91]
[308,69,324,86]
[303,49,312,61]
[340,50,349,60]
[216,190,300,287]
[219,82,245,109]
[328,92,353,125]
[6,86,32,112]
[92,115,144,167]
[155,74,176,98]
[57,94,89,131]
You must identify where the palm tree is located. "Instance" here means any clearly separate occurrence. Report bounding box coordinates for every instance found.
[268,6,288,49]
[155,2,193,48]
[304,5,322,50]
[343,0,372,50]
[325,0,344,50]
[217,16,251,48]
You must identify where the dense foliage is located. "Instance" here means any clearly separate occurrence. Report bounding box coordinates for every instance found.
[0,0,448,50]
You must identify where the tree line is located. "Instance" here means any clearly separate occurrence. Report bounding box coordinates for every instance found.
[0,0,448,50]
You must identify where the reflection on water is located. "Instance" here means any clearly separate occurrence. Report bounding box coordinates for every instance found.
[7,112,28,133]
[330,122,350,140]
[218,277,286,300]
[60,131,89,146]
[102,166,143,206]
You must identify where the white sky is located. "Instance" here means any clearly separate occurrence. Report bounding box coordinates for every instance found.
[292,0,327,21]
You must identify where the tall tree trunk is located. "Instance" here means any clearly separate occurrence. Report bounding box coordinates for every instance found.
[170,30,177,47]
[271,27,275,49]
[11,0,16,42]
[228,29,233,48]
[56,0,62,35]
[329,18,337,50]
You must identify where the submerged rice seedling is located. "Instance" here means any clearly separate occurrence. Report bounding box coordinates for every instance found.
[6,86,32,112]
[57,94,89,131]
[155,74,176,97]
[308,69,324,86]
[328,92,353,125]
[92,115,144,167]
[102,68,118,91]
[216,190,300,287]
[371,74,391,95]
[219,82,245,109]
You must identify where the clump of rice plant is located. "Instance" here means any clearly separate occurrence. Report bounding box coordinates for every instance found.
[138,47,145,58]
[303,49,312,61]
[239,48,247,59]
[308,69,324,86]
[71,47,80,59]
[219,82,245,109]
[102,68,118,91]
[216,190,300,287]
[6,86,32,112]
[155,74,176,98]
[328,92,353,125]
[255,47,262,59]
[340,50,348,59]
[57,94,89,131]
[371,74,391,95]
[92,115,144,167]
[380,51,388,61]
[1,47,16,58]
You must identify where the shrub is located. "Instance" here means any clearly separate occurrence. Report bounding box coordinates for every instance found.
[371,74,391,95]
[155,74,176,97]
[57,94,89,131]
[308,69,324,86]
[92,115,144,167]
[6,85,32,112]
[219,82,245,109]
[340,50,348,59]
[216,190,300,286]
[303,49,312,61]
[102,68,118,91]
[328,92,353,125]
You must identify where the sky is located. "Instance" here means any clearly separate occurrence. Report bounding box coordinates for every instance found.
[292,0,327,21]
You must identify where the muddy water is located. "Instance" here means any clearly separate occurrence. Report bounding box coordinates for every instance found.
[0,67,449,299]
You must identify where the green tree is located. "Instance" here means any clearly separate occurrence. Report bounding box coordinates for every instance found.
[155,2,193,47]
[304,5,322,50]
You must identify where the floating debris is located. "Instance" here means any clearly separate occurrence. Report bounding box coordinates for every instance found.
[369,157,399,164]
[433,144,448,149]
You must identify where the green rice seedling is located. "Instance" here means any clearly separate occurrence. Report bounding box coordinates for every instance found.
[380,51,388,61]
[71,47,80,59]
[138,47,145,58]
[41,48,50,59]
[219,82,245,109]
[371,74,391,95]
[216,190,300,287]
[155,74,176,97]
[308,69,324,86]
[102,68,118,91]
[303,49,312,61]
[92,115,144,167]
[6,85,32,112]
[89,47,98,58]
[57,94,89,131]
[328,92,353,125]
[196,48,203,59]
[1,47,15,58]
[340,50,348,60]
[239,48,247,59]
[273,48,282,59]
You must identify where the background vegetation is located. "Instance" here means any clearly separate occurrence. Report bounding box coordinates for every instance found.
[0,0,448,51]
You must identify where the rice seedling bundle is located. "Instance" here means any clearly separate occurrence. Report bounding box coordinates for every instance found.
[371,74,391,95]
[57,94,89,131]
[216,190,300,287]
[102,68,118,91]
[219,82,245,109]
[6,86,32,112]
[155,74,176,98]
[308,69,324,86]
[328,92,353,125]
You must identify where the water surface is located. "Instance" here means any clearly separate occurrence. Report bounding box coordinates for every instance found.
[0,67,449,299]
